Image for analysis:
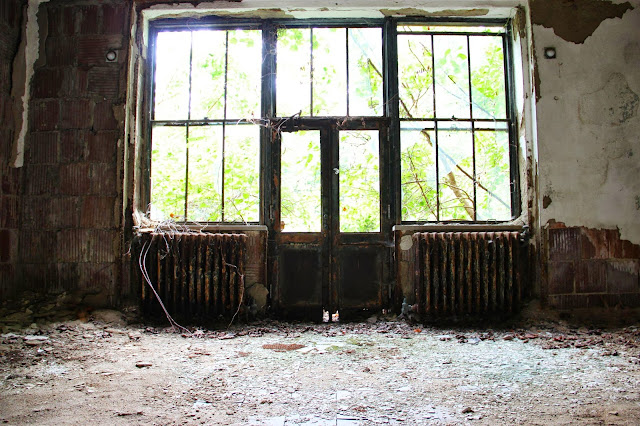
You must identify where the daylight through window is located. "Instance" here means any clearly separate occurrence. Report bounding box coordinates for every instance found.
[148,20,516,225]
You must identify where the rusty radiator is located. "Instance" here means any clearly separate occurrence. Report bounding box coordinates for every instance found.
[413,231,526,316]
[137,232,247,320]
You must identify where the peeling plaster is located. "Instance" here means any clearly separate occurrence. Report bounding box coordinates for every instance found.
[531,0,633,44]
[10,0,50,169]
[579,73,639,126]
[379,8,489,17]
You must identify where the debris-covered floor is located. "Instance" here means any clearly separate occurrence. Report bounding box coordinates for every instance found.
[1,308,640,425]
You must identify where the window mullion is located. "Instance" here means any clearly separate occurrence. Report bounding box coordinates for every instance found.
[185,32,195,220]
[221,31,230,222]
[431,34,440,221]
[466,35,477,221]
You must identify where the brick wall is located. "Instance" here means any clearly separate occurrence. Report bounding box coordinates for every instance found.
[0,0,26,299]
[545,223,640,309]
[17,0,129,305]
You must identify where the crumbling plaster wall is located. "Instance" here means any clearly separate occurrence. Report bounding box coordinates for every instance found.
[531,0,640,309]
[533,0,640,243]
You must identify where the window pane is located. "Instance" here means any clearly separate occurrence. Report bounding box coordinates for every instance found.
[340,130,380,232]
[223,125,260,222]
[476,131,511,220]
[227,30,262,119]
[401,122,437,221]
[150,126,186,220]
[434,35,470,119]
[276,28,311,117]
[154,32,191,120]
[438,125,474,220]
[281,131,321,232]
[348,28,383,116]
[190,31,227,120]
[187,126,222,222]
[312,28,347,116]
[398,35,434,119]
[470,36,507,119]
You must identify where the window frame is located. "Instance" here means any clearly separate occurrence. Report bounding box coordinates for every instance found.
[143,16,519,226]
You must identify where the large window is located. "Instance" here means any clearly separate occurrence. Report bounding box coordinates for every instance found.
[147,19,516,224]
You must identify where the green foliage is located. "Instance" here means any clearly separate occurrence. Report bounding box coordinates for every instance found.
[151,26,512,225]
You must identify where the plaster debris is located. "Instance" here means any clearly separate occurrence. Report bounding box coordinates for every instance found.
[579,73,639,126]
[531,0,633,44]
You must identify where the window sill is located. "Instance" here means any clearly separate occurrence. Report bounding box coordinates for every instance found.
[393,223,527,232]
[136,224,268,233]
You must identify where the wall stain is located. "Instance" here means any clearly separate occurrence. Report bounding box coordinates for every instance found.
[531,0,633,44]
[379,8,489,17]
[543,195,552,209]
[579,73,639,126]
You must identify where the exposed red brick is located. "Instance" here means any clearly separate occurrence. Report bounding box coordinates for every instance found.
[27,131,58,164]
[30,100,59,131]
[60,99,92,129]
[77,35,123,67]
[57,229,90,262]
[0,195,19,228]
[0,229,11,262]
[21,263,59,292]
[60,130,88,163]
[88,131,117,162]
[45,37,76,67]
[51,197,80,229]
[547,261,575,295]
[57,262,79,291]
[46,7,63,36]
[59,163,90,195]
[90,163,116,195]
[61,6,76,36]
[606,260,640,294]
[87,66,120,99]
[24,165,58,195]
[88,230,116,262]
[548,227,581,261]
[576,260,607,293]
[102,4,127,34]
[2,166,20,194]
[78,262,115,295]
[78,5,99,35]
[93,101,118,130]
[580,228,611,259]
[80,196,115,228]
[19,230,57,263]
[33,68,63,99]
[620,239,640,259]
[62,67,89,97]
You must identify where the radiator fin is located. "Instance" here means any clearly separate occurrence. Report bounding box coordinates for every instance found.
[138,233,247,321]
[413,231,525,316]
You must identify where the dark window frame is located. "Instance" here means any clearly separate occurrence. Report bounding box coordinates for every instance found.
[144,16,519,226]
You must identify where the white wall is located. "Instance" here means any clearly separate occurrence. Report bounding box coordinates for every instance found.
[534,0,640,243]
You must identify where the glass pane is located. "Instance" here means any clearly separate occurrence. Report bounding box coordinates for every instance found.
[190,31,227,120]
[348,28,383,116]
[470,36,507,119]
[154,32,191,120]
[434,35,470,119]
[227,30,262,119]
[313,28,347,116]
[187,126,222,222]
[277,28,311,117]
[398,35,434,118]
[476,131,511,220]
[150,126,186,220]
[438,125,474,220]
[401,122,437,221]
[223,125,260,222]
[281,131,321,232]
[340,130,380,232]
